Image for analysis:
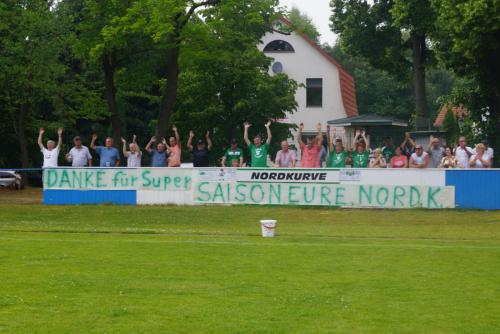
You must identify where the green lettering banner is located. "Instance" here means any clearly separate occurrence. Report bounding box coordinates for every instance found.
[194,182,455,209]
[43,168,192,191]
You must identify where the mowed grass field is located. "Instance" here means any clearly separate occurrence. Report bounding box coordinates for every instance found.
[0,189,499,333]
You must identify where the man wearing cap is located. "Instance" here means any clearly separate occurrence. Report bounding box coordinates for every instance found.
[409,144,429,168]
[187,130,213,167]
[222,139,244,167]
[326,126,347,168]
[66,136,92,167]
[426,135,445,168]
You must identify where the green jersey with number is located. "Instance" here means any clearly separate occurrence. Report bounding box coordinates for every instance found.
[382,146,395,162]
[224,148,243,167]
[352,150,369,168]
[249,144,268,167]
[327,149,346,168]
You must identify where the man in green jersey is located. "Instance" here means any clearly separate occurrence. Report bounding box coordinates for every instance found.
[351,129,370,168]
[326,126,347,168]
[221,139,244,167]
[243,121,272,167]
[381,136,396,162]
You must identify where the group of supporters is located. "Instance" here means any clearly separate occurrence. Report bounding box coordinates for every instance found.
[38,122,494,169]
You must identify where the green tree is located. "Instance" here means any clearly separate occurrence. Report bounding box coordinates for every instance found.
[110,0,282,138]
[330,0,436,129]
[0,0,105,169]
[287,6,321,43]
[432,0,500,161]
[441,109,460,146]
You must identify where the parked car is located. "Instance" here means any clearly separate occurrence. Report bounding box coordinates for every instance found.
[0,171,22,189]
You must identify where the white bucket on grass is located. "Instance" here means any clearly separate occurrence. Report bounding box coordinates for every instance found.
[260,220,277,237]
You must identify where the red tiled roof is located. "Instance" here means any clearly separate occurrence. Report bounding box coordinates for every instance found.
[434,103,469,128]
[277,17,359,118]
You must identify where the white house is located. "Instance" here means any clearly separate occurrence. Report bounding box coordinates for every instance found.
[258,18,358,135]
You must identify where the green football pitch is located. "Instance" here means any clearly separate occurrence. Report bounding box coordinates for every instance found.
[0,193,499,333]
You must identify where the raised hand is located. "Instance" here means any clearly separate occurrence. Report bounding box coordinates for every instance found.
[172,125,178,132]
[299,123,304,130]
[244,122,251,129]
[316,123,322,131]
[57,128,63,136]
[265,121,271,128]
[39,128,45,135]
[405,132,411,139]
[92,133,98,140]
[121,137,126,144]
[189,130,195,138]
[150,136,157,143]
[162,137,167,145]
[355,129,361,137]
[132,134,137,142]
[206,130,210,138]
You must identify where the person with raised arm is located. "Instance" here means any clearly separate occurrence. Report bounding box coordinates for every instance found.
[122,135,142,167]
[167,125,182,167]
[145,135,167,167]
[90,134,120,167]
[243,121,272,167]
[38,127,63,168]
[426,135,445,168]
[326,126,347,168]
[351,129,370,168]
[188,130,213,167]
[298,122,323,168]
[400,132,416,159]
[66,136,92,167]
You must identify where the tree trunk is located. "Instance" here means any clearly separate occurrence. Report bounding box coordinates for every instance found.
[157,46,180,138]
[411,33,429,130]
[18,102,29,185]
[103,50,122,146]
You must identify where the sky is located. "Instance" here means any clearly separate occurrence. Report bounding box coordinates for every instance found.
[280,0,338,45]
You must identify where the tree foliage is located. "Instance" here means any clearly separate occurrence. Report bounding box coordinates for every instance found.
[330,0,436,128]
[286,6,321,43]
[0,0,297,168]
[431,0,500,160]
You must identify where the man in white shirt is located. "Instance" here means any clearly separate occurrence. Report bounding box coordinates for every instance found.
[38,127,62,168]
[455,136,473,168]
[66,136,92,167]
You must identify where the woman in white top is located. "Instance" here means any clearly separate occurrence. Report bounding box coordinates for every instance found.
[470,143,491,168]
[122,135,142,167]
[38,127,63,168]
[369,148,387,168]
